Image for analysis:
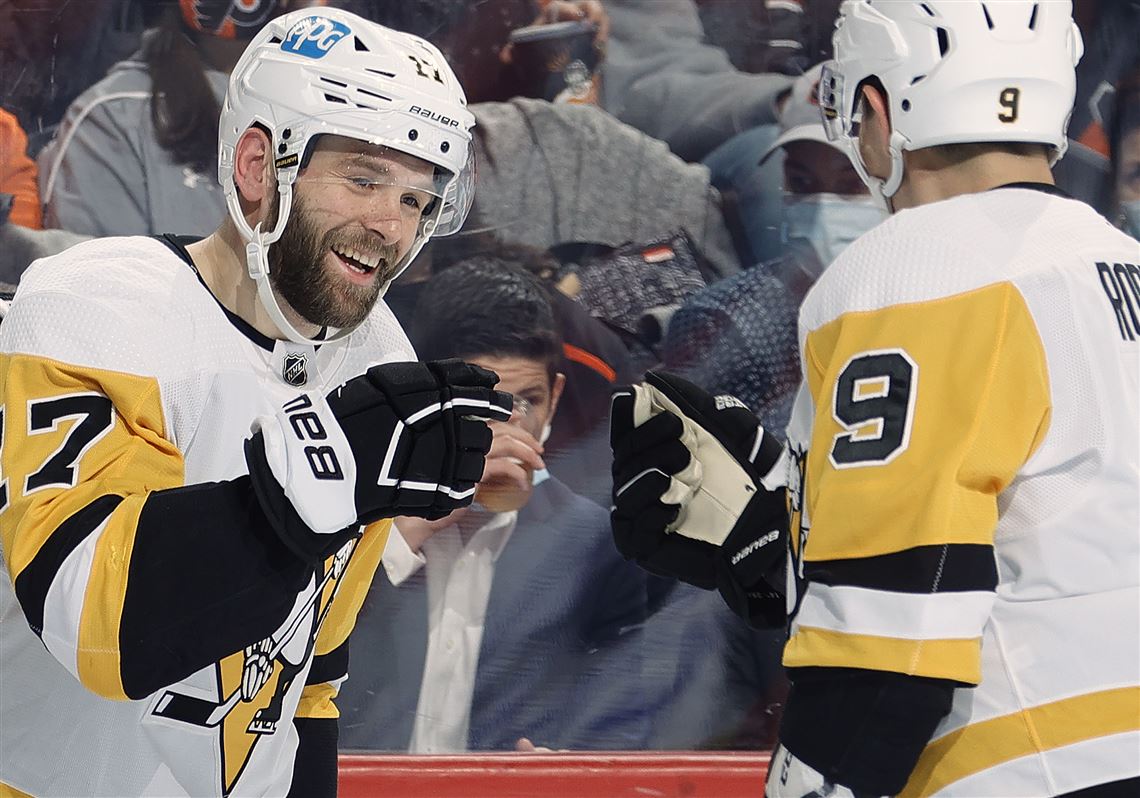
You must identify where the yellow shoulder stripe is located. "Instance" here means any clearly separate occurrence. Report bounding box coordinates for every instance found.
[902,686,1140,797]
[783,625,982,684]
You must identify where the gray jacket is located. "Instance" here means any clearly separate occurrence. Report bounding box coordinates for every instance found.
[470,98,742,278]
[603,0,794,162]
[37,50,228,237]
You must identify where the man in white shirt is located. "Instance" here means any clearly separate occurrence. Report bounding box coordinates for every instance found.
[339,256,657,752]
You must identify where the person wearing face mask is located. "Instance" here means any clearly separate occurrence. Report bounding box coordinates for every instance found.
[662,62,883,436]
[762,62,888,295]
[338,257,664,754]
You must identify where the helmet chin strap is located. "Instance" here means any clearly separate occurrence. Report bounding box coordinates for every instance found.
[848,130,908,214]
[226,176,362,346]
[224,172,446,346]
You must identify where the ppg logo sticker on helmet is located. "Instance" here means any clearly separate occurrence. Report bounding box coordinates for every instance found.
[281,16,350,59]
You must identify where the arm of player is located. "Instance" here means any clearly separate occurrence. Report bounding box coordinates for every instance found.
[0,351,312,701]
[0,351,508,702]
[772,282,1052,796]
[286,518,390,797]
[610,370,790,627]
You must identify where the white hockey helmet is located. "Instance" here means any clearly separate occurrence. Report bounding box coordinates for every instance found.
[819,0,1084,200]
[218,6,476,344]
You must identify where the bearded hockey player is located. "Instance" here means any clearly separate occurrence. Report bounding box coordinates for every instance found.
[0,8,511,797]
[610,1,1140,796]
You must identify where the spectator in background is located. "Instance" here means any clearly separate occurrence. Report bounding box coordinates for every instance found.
[467,97,744,280]
[0,107,88,287]
[391,235,636,461]
[436,0,608,106]
[663,65,885,436]
[38,0,362,237]
[602,0,793,163]
[0,0,147,154]
[375,0,744,278]
[37,0,243,236]
[339,260,658,752]
[0,108,42,229]
[694,0,842,77]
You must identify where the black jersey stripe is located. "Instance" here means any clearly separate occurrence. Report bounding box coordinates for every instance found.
[804,543,997,594]
[13,494,124,638]
[118,476,314,699]
[306,639,350,686]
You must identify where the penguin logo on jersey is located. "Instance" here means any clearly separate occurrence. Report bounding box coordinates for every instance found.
[148,540,355,795]
[282,353,308,387]
[786,445,810,619]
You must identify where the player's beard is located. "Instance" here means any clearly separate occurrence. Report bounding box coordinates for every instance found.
[266,193,403,330]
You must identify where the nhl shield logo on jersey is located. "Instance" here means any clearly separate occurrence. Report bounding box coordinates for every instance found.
[282,353,308,386]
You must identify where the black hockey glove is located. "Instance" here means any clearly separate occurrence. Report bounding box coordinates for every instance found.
[246,359,513,562]
[610,370,789,626]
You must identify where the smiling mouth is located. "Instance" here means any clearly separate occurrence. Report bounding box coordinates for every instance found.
[331,243,383,276]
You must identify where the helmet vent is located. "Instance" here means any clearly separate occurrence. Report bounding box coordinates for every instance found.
[268,36,282,44]
[354,36,370,52]
[357,87,392,102]
[1028,3,1039,30]
[324,93,348,105]
[919,3,934,16]
[320,77,348,88]
[936,27,949,56]
[366,67,397,79]
[981,3,995,30]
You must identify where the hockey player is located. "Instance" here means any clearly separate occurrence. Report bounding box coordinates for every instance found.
[610,1,1140,796]
[0,8,511,798]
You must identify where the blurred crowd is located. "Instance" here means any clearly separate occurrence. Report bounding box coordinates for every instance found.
[1,0,1138,756]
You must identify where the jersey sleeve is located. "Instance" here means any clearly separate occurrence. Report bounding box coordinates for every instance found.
[784,280,1052,685]
[0,349,313,701]
[295,519,391,721]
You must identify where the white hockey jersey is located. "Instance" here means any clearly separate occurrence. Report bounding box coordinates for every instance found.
[782,186,1140,797]
[0,236,412,797]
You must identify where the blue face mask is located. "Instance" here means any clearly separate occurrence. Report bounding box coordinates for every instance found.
[781,193,887,278]
[1121,200,1140,241]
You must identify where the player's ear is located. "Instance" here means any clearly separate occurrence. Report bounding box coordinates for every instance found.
[858,83,893,180]
[232,126,273,206]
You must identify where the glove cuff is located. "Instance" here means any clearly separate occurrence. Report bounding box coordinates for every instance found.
[252,392,359,535]
[245,433,359,564]
[716,489,788,627]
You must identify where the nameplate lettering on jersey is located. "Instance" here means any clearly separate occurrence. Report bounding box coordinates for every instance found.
[1096,262,1140,342]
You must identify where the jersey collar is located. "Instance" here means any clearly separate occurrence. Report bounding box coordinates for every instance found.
[157,234,328,352]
